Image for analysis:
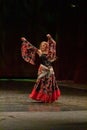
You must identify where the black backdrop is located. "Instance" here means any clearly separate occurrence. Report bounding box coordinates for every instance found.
[0,0,87,83]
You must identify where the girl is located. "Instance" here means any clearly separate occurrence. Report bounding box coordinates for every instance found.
[21,34,60,103]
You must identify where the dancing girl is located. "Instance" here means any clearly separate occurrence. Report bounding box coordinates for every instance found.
[21,34,60,103]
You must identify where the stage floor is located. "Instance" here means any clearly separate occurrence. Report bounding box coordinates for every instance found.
[0,81,87,112]
[0,81,87,130]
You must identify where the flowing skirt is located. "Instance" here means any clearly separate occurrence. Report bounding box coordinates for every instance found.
[29,64,60,103]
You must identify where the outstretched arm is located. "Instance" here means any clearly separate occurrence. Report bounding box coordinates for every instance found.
[21,37,38,50]
[46,34,56,61]
[21,37,42,56]
[21,37,38,65]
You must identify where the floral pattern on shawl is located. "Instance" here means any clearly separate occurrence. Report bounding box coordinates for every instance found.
[21,40,38,65]
[47,37,56,61]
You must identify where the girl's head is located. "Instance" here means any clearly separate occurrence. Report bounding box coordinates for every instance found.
[39,41,49,52]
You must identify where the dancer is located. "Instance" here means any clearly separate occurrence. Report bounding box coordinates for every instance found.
[21,34,60,103]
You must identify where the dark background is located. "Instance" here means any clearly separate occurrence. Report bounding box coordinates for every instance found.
[0,0,87,83]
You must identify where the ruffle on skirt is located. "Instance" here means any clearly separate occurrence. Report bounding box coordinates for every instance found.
[29,87,60,103]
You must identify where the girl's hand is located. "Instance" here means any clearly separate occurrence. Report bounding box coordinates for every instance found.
[21,37,27,42]
[46,34,52,39]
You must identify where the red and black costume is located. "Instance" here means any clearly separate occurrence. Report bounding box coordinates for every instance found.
[21,36,60,103]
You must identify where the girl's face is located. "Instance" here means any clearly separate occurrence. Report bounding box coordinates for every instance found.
[40,42,48,52]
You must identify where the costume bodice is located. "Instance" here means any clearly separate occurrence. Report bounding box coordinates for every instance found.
[40,54,51,67]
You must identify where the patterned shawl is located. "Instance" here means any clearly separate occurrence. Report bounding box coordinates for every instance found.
[21,40,38,65]
[21,37,56,65]
[47,37,56,61]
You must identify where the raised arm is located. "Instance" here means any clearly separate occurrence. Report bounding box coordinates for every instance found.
[46,34,56,45]
[46,34,56,61]
[21,37,38,65]
[21,37,38,50]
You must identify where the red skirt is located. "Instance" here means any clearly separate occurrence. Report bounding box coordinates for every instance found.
[29,71,61,103]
